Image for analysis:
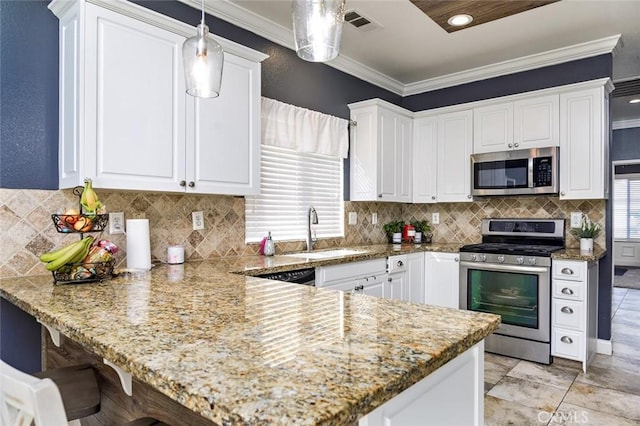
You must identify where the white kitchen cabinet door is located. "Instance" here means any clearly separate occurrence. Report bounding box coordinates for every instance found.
[473,103,513,154]
[424,252,460,309]
[513,95,559,150]
[186,53,261,195]
[559,87,609,200]
[349,99,413,203]
[385,273,405,301]
[84,4,187,192]
[362,278,385,298]
[407,252,426,304]
[412,117,438,203]
[436,110,473,203]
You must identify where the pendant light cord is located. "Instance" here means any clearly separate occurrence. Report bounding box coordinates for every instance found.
[200,0,205,25]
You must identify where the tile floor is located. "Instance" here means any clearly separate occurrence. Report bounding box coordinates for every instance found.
[484,287,640,425]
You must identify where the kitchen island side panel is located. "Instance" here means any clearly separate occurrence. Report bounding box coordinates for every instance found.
[0,298,41,373]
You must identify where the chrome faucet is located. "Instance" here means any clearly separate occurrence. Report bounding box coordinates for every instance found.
[307,206,319,252]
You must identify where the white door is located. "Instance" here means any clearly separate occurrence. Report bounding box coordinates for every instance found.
[362,278,385,298]
[437,110,473,202]
[412,117,438,203]
[473,102,513,154]
[187,53,261,195]
[514,95,559,150]
[84,4,186,192]
[378,109,398,201]
[385,273,405,301]
[425,252,460,309]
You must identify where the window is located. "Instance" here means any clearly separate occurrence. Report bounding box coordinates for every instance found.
[245,145,344,243]
[613,176,640,239]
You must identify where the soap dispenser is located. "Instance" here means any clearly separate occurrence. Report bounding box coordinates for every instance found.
[263,231,275,256]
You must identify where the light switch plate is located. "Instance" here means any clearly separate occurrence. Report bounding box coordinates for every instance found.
[192,211,204,230]
[108,212,124,234]
[570,212,583,228]
[371,212,378,225]
[432,212,440,225]
[348,212,357,225]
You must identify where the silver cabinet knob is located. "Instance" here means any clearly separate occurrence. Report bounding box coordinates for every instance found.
[561,267,574,275]
[561,287,574,295]
[561,191,566,196]
[431,196,436,200]
[179,180,186,187]
[454,257,459,262]
[378,194,382,198]
[514,143,519,147]
[467,194,472,199]
[508,143,513,148]
[561,306,574,314]
[397,260,404,267]
[560,336,573,344]
[188,181,195,188]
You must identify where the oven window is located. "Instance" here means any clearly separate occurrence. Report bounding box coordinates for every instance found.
[467,269,539,328]
[474,158,528,189]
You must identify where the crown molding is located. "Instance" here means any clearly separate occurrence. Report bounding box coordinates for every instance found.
[184,0,621,97]
[613,119,640,130]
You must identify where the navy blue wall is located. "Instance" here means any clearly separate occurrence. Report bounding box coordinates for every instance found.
[612,127,640,160]
[0,0,59,189]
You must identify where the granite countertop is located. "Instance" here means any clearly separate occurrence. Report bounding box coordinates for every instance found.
[0,250,499,425]
[551,247,607,262]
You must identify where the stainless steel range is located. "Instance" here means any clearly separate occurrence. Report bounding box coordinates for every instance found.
[459,218,565,364]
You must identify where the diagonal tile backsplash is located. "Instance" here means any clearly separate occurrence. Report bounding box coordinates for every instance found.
[0,188,605,279]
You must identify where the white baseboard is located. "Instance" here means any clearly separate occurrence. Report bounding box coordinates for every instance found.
[597,339,612,355]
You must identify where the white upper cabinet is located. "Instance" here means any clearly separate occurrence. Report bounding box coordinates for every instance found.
[437,110,474,203]
[412,117,438,203]
[51,0,266,195]
[559,81,612,200]
[473,95,559,154]
[349,99,413,203]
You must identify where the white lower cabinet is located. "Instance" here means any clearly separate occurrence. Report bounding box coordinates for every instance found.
[316,258,387,295]
[551,260,598,372]
[406,253,426,304]
[424,252,460,309]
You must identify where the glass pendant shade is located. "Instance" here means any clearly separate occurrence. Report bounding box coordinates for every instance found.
[183,23,224,98]
[292,0,346,62]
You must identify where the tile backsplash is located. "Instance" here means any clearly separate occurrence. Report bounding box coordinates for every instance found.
[0,188,604,279]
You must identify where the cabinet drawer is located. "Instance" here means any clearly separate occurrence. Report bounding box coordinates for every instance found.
[316,258,387,287]
[552,328,584,361]
[552,280,583,301]
[552,299,584,330]
[552,260,586,282]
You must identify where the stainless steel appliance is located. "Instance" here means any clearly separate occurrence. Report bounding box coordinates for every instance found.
[471,146,559,197]
[459,218,565,364]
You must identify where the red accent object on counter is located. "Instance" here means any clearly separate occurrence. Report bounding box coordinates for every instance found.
[403,224,415,242]
[259,237,267,255]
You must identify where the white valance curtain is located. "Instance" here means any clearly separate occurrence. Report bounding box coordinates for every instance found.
[261,97,349,159]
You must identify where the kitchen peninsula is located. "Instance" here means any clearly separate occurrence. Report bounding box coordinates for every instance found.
[0,254,499,425]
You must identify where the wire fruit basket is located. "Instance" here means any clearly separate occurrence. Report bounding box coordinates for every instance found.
[52,259,116,284]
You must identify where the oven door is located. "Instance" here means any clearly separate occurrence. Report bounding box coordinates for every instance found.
[459,261,550,342]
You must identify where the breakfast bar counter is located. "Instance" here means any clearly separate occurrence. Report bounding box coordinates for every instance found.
[0,257,499,425]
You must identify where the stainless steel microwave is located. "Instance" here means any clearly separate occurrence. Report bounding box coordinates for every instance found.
[471,147,559,196]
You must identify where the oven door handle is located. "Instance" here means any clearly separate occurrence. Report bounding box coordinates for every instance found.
[459,261,549,274]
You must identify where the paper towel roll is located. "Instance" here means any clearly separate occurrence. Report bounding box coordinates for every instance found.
[126,219,151,270]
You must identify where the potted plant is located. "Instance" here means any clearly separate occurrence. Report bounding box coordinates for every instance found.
[383,220,404,244]
[411,219,432,244]
[570,215,600,253]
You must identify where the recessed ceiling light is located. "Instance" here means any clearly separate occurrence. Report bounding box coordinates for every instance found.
[447,14,473,27]
[630,98,640,104]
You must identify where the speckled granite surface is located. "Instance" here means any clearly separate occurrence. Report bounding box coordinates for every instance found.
[551,247,607,262]
[0,250,499,425]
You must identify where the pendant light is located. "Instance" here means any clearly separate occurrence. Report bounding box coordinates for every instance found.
[183,0,224,98]
[292,0,346,62]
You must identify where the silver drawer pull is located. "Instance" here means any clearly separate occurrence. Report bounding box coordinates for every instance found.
[397,260,404,267]
[560,336,573,344]
[561,306,574,314]
[561,287,574,295]
[561,267,574,275]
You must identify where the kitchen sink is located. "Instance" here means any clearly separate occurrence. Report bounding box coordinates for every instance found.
[283,249,367,260]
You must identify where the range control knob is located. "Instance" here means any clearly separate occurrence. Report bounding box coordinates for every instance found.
[479,254,487,262]
[528,258,537,265]
[470,254,477,261]
[497,255,505,263]
[516,257,524,265]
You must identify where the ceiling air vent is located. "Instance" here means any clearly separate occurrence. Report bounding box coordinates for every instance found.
[344,9,382,32]
[612,79,640,98]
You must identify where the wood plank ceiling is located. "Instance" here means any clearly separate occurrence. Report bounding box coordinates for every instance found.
[410,0,559,33]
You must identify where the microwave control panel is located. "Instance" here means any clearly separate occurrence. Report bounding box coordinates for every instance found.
[533,157,553,187]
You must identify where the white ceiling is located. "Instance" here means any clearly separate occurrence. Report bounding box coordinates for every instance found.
[192,0,640,124]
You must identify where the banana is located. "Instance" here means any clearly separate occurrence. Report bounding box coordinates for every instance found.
[80,178,102,217]
[44,237,94,271]
[39,238,87,263]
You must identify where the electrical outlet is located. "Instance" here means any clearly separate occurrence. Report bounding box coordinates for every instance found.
[570,212,583,228]
[108,212,124,234]
[432,212,440,225]
[348,212,357,225]
[192,211,204,230]
[372,212,378,225]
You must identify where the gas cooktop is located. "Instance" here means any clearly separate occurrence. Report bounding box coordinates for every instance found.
[459,243,564,257]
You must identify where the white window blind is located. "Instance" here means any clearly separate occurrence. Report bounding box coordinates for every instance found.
[614,177,640,239]
[245,145,344,243]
